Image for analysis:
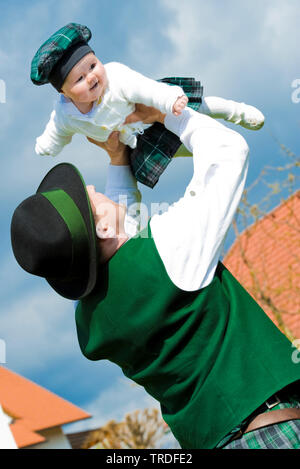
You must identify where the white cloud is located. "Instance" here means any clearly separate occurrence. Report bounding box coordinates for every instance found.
[0,0,113,200]
[0,284,75,372]
[2,133,109,203]
[64,375,181,448]
[64,376,160,433]
[261,1,300,74]
[155,0,300,98]
[0,254,29,299]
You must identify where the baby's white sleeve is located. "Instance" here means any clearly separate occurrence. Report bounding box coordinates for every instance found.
[113,63,184,114]
[35,110,74,157]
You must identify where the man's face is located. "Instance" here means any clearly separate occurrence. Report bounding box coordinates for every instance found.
[86,185,127,263]
[61,53,108,104]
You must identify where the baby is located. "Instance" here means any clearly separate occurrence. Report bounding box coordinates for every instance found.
[31,23,264,187]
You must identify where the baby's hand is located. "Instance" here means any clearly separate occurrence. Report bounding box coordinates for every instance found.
[172,95,188,116]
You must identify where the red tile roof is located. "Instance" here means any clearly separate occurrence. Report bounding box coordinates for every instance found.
[0,366,91,448]
[224,190,300,340]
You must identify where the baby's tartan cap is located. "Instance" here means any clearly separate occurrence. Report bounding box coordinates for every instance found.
[30,23,93,91]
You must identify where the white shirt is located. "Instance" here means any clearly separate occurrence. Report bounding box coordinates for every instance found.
[35,62,184,156]
[105,112,249,291]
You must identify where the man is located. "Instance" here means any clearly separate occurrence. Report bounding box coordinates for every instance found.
[11,106,300,449]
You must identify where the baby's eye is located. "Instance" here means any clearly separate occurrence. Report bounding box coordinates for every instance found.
[76,76,83,83]
[91,63,96,70]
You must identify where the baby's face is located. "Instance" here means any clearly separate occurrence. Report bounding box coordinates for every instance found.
[61,53,108,104]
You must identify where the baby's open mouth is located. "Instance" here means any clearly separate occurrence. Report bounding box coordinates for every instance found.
[90,81,98,91]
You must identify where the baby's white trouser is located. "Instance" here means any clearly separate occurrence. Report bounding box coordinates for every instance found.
[165,106,239,154]
[164,107,248,178]
[200,96,237,120]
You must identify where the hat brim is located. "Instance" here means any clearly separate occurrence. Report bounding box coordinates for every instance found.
[37,163,98,300]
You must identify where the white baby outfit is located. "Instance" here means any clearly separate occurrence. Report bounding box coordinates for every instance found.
[35,62,184,157]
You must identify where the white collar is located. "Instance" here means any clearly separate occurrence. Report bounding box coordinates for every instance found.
[58,85,110,118]
[58,94,98,118]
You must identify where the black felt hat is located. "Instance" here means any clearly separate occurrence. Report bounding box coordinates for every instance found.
[11,163,98,300]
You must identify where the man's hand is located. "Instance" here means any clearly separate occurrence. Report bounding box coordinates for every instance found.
[87,132,129,166]
[124,103,166,125]
[172,95,188,116]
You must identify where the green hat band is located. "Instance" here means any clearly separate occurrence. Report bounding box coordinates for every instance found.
[41,189,90,276]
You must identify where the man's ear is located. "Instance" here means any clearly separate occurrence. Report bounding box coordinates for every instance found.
[96,220,116,239]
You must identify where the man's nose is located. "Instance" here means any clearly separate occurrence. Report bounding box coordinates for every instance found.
[86,185,95,193]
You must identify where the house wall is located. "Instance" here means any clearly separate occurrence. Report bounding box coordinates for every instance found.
[25,426,71,449]
[0,404,17,449]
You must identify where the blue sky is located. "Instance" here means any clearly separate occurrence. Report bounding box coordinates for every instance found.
[0,0,299,436]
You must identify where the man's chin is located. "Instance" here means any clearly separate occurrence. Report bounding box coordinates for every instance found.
[98,237,119,265]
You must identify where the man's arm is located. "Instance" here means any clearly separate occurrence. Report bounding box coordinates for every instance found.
[87,133,141,234]
[101,104,249,291]
[150,110,249,291]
